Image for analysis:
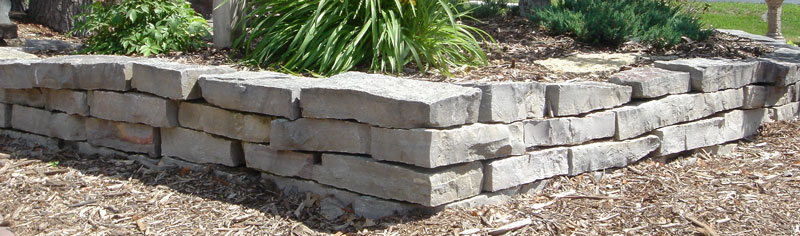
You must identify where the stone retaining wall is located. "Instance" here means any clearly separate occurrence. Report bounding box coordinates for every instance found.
[2,47,800,219]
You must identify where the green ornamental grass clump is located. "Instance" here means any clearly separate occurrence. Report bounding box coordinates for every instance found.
[530,0,713,49]
[234,0,491,76]
[71,0,211,56]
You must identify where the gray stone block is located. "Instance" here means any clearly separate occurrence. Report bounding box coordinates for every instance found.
[161,127,243,166]
[132,61,235,100]
[270,118,370,154]
[72,142,130,158]
[85,118,160,157]
[0,129,61,149]
[34,55,143,90]
[301,72,482,128]
[545,82,632,117]
[743,85,793,109]
[0,59,38,89]
[43,89,89,116]
[461,82,545,123]
[10,105,85,140]
[720,109,768,141]
[653,117,726,156]
[523,111,615,147]
[88,91,178,127]
[0,103,8,128]
[312,153,483,206]
[694,143,737,156]
[568,135,660,175]
[178,102,273,143]
[655,58,758,92]
[608,67,691,98]
[370,123,520,168]
[768,102,799,121]
[243,142,315,179]
[442,187,519,209]
[0,88,46,108]
[758,48,800,86]
[482,148,569,192]
[198,71,308,119]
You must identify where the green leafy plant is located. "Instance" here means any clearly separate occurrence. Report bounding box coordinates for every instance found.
[234,0,491,76]
[48,161,59,167]
[71,0,211,56]
[530,0,712,49]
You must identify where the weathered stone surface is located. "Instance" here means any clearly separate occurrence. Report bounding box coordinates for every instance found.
[523,111,615,147]
[0,129,61,149]
[179,102,272,143]
[443,187,518,209]
[85,118,160,157]
[10,105,85,140]
[568,135,660,175]
[271,118,370,154]
[161,127,243,166]
[721,109,769,141]
[461,82,545,123]
[608,67,691,98]
[743,85,794,108]
[198,71,308,119]
[0,88,46,108]
[482,148,569,192]
[758,48,800,86]
[312,153,483,206]
[0,59,37,89]
[545,82,632,117]
[694,143,737,156]
[132,61,235,100]
[72,142,130,158]
[795,83,800,102]
[613,88,743,140]
[535,53,638,74]
[43,89,89,116]
[302,72,482,128]
[654,117,726,156]
[88,91,178,127]
[0,103,8,128]
[243,142,315,179]
[508,122,526,156]
[371,123,521,168]
[655,58,758,92]
[34,55,143,90]
[768,102,799,121]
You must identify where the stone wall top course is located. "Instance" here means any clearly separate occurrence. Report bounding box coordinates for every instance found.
[132,61,235,100]
[545,81,632,117]
[608,67,691,98]
[758,48,800,86]
[198,71,311,120]
[34,55,145,91]
[0,59,38,89]
[460,82,546,123]
[654,58,758,92]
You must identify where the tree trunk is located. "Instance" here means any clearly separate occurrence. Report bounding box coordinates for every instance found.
[519,0,550,18]
[10,0,25,12]
[27,0,92,33]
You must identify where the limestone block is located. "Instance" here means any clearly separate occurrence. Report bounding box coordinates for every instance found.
[0,129,61,149]
[85,118,160,157]
[694,143,737,156]
[178,102,272,143]
[34,55,142,90]
[690,87,745,119]
[312,153,483,206]
[301,72,481,128]
[567,135,660,175]
[198,71,310,119]
[768,102,799,121]
[72,142,130,158]
[270,118,370,154]
[10,105,85,140]
[0,59,38,89]
[523,111,615,147]
[161,127,244,166]
[132,61,235,100]
[758,48,800,86]
[0,88,46,108]
[0,103,8,128]
[508,122,526,156]
[545,82,632,117]
[88,91,178,127]
[743,85,793,108]
[370,123,520,168]
[43,89,89,116]
[243,142,315,179]
[608,67,691,98]
[655,58,758,92]
[720,109,768,141]
[482,148,569,192]
[461,82,545,123]
[653,117,726,156]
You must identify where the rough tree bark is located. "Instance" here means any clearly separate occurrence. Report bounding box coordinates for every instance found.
[9,0,25,13]
[519,0,550,18]
[27,0,92,33]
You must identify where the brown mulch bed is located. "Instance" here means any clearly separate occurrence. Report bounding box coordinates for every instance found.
[1,120,799,235]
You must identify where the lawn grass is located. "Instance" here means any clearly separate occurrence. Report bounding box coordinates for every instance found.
[698,1,800,43]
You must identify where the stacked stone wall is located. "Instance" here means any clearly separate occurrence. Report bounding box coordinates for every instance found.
[2,46,800,219]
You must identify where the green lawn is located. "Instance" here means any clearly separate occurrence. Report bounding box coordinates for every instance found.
[698,2,800,43]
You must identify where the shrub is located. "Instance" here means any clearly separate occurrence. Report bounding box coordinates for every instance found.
[71,0,211,56]
[529,0,713,49]
[234,0,491,76]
